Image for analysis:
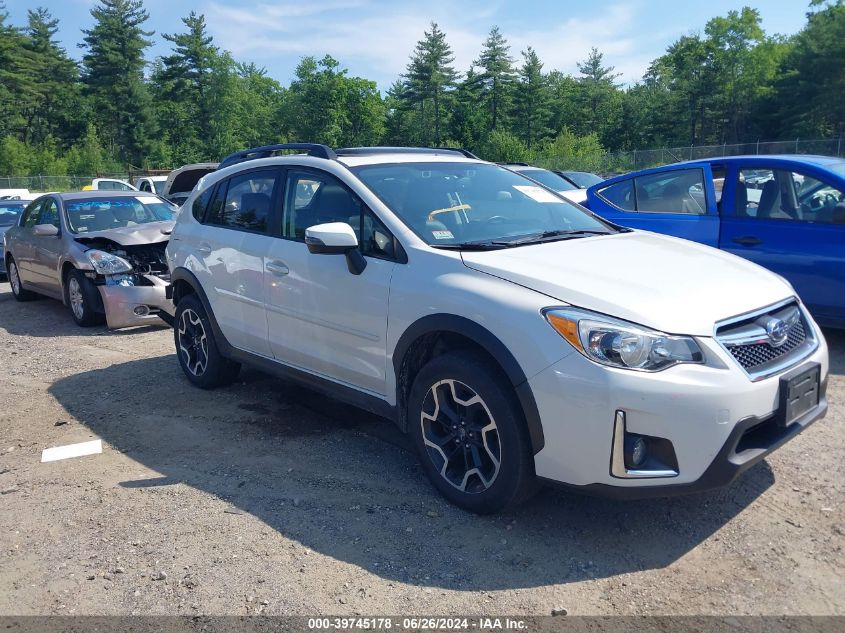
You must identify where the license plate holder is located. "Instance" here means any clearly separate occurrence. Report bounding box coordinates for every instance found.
[776,363,820,427]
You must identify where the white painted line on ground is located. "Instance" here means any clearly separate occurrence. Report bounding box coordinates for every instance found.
[41,439,102,463]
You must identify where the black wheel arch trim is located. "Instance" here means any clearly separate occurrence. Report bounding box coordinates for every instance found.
[392,313,545,455]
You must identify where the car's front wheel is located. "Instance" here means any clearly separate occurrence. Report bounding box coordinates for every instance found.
[65,269,104,326]
[408,351,537,514]
[174,293,240,388]
[7,257,36,301]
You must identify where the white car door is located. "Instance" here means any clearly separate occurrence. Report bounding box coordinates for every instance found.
[263,168,397,396]
[191,168,280,357]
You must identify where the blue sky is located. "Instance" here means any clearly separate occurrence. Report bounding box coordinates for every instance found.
[6,0,811,89]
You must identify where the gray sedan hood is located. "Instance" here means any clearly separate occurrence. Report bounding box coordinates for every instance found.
[73,221,174,247]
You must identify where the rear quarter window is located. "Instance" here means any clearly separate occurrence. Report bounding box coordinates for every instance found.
[597,179,635,211]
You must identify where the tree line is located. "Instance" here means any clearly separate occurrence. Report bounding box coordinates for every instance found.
[0,0,843,178]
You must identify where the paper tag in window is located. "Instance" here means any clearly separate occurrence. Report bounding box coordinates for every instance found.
[135,196,160,204]
[513,185,563,203]
[432,230,454,240]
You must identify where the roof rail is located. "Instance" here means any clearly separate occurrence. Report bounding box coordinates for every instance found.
[335,146,480,159]
[219,143,337,169]
[433,147,481,159]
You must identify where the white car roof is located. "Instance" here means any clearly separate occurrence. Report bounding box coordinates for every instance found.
[337,154,482,167]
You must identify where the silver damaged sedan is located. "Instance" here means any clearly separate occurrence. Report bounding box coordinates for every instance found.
[3,191,176,328]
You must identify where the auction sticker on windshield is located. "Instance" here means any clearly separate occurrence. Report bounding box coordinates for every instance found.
[513,185,563,203]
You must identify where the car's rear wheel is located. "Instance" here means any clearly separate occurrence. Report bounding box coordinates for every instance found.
[65,269,104,327]
[7,258,36,301]
[408,351,537,514]
[174,293,240,388]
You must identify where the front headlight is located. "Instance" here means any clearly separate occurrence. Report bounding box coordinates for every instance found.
[87,249,132,275]
[544,307,703,371]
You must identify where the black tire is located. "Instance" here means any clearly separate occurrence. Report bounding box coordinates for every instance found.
[7,257,37,301]
[408,351,537,514]
[65,268,105,326]
[174,293,240,389]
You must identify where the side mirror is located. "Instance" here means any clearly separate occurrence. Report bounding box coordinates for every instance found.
[305,222,366,275]
[33,223,59,237]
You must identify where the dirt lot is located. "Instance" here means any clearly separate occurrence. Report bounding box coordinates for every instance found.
[0,280,842,617]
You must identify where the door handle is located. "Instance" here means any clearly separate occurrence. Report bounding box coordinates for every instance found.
[266,260,289,276]
[197,242,212,255]
[732,236,763,246]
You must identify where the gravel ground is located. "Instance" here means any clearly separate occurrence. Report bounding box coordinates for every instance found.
[0,280,842,616]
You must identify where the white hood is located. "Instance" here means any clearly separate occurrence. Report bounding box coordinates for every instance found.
[461,231,794,336]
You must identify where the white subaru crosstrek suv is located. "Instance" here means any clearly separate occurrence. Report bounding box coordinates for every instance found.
[166,144,828,513]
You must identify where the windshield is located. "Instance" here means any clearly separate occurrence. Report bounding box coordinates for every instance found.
[351,162,614,247]
[64,196,176,234]
[520,169,577,191]
[563,171,603,188]
[0,204,24,226]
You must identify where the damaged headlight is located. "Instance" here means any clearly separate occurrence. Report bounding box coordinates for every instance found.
[87,249,132,275]
[544,307,703,371]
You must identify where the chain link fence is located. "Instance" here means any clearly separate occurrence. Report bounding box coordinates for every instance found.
[541,137,845,177]
[4,138,845,190]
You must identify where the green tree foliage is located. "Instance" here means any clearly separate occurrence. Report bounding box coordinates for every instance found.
[20,8,82,146]
[0,2,39,140]
[769,0,845,137]
[81,0,156,165]
[472,26,517,131]
[1,1,844,181]
[403,22,459,145]
[282,55,384,147]
[513,47,551,148]
[155,11,218,158]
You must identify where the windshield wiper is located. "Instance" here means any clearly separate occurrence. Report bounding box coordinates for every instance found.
[492,229,611,247]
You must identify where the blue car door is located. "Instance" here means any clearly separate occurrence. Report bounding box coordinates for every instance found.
[586,165,719,246]
[720,162,845,327]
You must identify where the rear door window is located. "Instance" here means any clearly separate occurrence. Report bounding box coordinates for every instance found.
[634,169,706,214]
[204,170,277,233]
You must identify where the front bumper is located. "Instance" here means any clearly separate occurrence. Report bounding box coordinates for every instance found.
[97,275,175,329]
[530,330,829,496]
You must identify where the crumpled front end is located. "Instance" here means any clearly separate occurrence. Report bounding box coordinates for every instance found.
[99,274,173,328]
[80,239,174,329]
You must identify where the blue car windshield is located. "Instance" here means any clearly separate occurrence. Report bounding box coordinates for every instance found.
[0,204,24,226]
[65,196,176,234]
[351,162,614,246]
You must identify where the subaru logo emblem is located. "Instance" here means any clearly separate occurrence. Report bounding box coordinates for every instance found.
[766,318,789,347]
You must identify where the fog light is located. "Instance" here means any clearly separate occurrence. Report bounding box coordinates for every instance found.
[133,305,150,316]
[624,435,647,468]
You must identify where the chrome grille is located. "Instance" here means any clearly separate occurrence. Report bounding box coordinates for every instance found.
[727,321,805,369]
[715,301,816,380]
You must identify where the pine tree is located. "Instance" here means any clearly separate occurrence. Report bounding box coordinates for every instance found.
[159,12,217,141]
[473,26,516,131]
[404,22,459,145]
[23,8,82,146]
[81,0,156,165]
[0,2,38,140]
[514,47,551,148]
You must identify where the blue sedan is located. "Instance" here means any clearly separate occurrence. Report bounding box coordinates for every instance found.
[586,155,845,328]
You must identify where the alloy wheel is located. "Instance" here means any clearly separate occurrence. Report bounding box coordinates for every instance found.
[177,308,209,376]
[420,379,501,494]
[68,277,84,320]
